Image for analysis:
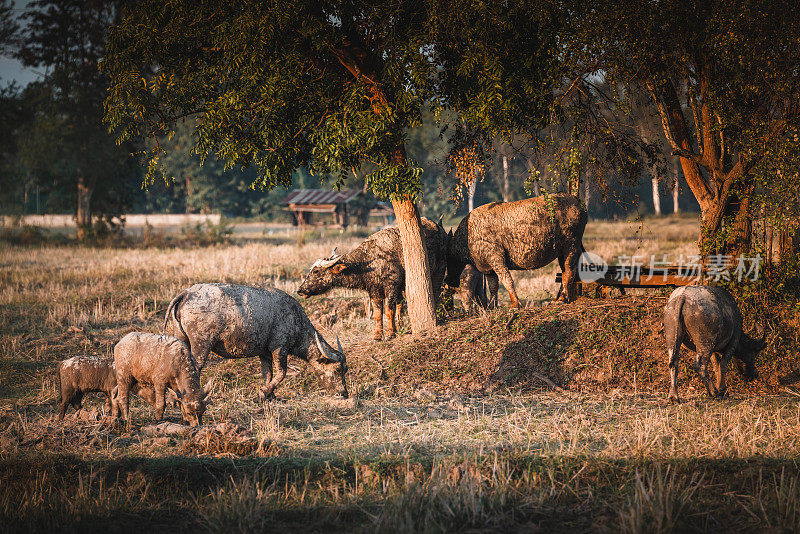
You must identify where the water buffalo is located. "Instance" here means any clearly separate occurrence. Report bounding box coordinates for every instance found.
[165,283,348,400]
[663,285,763,402]
[55,355,177,420]
[113,332,211,427]
[445,194,587,307]
[297,217,448,340]
[458,264,490,313]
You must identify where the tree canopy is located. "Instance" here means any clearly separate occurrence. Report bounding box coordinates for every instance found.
[102,0,558,329]
[557,0,800,253]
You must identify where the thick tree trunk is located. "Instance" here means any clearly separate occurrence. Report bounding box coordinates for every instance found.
[724,189,755,256]
[651,176,661,215]
[391,196,437,333]
[75,176,94,241]
[647,79,757,254]
[502,154,510,202]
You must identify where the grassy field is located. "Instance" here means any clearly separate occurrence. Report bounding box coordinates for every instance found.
[2,215,800,533]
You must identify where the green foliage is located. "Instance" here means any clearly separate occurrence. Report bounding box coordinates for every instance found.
[0,0,16,54]
[103,1,436,200]
[102,1,558,208]
[559,0,800,248]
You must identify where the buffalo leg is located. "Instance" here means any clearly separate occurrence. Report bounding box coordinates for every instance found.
[484,272,500,309]
[667,333,683,403]
[117,382,132,429]
[57,387,73,420]
[560,248,581,302]
[258,353,275,401]
[153,383,167,421]
[386,305,397,339]
[715,349,734,398]
[189,337,213,371]
[386,288,402,338]
[490,262,520,308]
[371,297,384,340]
[262,347,287,400]
[694,349,717,397]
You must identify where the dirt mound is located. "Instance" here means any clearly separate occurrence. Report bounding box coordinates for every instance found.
[349,296,796,398]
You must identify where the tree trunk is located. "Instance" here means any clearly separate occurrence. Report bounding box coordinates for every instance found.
[502,154,510,202]
[391,195,437,333]
[389,142,436,334]
[672,170,680,214]
[75,176,94,241]
[468,174,477,212]
[651,175,662,215]
[583,178,592,211]
[725,189,754,256]
[648,79,757,254]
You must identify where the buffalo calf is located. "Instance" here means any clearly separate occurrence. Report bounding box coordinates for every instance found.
[113,332,211,427]
[55,355,177,420]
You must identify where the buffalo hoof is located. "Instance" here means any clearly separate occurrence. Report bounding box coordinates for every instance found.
[257,391,276,402]
[373,332,383,341]
[386,333,396,340]
[668,394,681,404]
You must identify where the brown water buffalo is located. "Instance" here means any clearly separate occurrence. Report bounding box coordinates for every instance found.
[445,194,587,307]
[298,218,448,340]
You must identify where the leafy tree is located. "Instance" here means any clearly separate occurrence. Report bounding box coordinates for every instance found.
[14,0,138,239]
[0,0,16,54]
[103,0,449,329]
[101,0,556,328]
[561,0,800,254]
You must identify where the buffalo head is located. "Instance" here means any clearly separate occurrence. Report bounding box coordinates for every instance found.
[297,248,346,297]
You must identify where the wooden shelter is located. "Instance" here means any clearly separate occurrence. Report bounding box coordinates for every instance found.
[281,189,394,227]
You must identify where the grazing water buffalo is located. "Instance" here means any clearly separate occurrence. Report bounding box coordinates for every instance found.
[55,355,176,420]
[297,218,448,340]
[663,285,763,402]
[445,194,587,307]
[165,283,348,400]
[113,332,211,427]
[458,264,490,313]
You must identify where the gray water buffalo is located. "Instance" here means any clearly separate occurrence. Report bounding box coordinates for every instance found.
[297,217,448,340]
[445,194,587,306]
[165,283,348,400]
[663,285,763,402]
[113,332,211,427]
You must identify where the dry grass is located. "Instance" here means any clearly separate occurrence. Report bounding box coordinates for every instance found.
[3,215,800,532]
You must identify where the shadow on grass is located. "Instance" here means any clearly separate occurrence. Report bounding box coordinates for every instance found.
[2,453,800,533]
[491,315,580,390]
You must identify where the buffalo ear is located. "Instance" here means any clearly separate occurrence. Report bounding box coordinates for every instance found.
[330,264,347,274]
